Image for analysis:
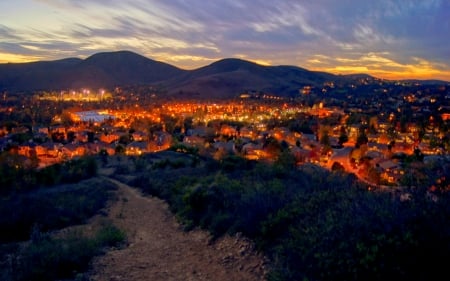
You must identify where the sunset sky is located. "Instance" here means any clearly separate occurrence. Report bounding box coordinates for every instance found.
[1,0,449,81]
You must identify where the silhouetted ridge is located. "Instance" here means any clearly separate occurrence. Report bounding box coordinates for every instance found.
[71,51,185,88]
[1,50,446,98]
[0,50,185,92]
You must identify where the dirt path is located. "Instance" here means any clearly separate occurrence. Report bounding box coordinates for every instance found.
[89,177,268,281]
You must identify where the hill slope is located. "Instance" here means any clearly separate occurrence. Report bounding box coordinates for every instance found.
[88,173,267,281]
[0,51,185,92]
[163,58,338,99]
[0,50,381,98]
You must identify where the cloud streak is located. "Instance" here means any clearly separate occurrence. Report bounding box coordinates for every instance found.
[0,0,448,81]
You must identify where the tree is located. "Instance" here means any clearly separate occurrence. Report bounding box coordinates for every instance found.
[67,131,76,143]
[263,136,282,158]
[338,132,348,146]
[356,131,368,148]
[275,148,296,170]
[87,131,95,143]
[413,148,424,162]
[118,134,131,145]
[367,166,381,185]
[320,130,330,147]
[184,117,194,132]
[331,161,345,172]
[99,148,108,165]
[115,144,125,154]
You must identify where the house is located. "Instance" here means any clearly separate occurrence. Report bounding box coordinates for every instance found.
[11,126,30,134]
[242,142,266,160]
[61,143,86,158]
[132,130,147,141]
[291,146,313,164]
[84,141,114,155]
[0,126,8,137]
[239,126,257,139]
[367,142,389,153]
[33,126,49,135]
[328,146,353,168]
[17,142,37,158]
[50,125,66,134]
[212,140,235,154]
[183,135,205,148]
[35,142,61,158]
[271,127,290,141]
[99,132,120,144]
[154,131,172,149]
[219,124,238,137]
[187,126,209,137]
[377,159,402,184]
[126,141,149,155]
[75,131,90,143]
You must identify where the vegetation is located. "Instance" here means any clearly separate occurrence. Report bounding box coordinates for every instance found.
[0,177,116,243]
[0,147,448,280]
[3,221,125,281]
[0,153,98,195]
[0,156,123,281]
[122,152,450,281]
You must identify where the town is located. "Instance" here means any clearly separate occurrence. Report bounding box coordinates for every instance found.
[1,79,449,190]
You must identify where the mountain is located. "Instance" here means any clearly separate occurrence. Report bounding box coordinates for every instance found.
[0,58,82,92]
[0,50,404,98]
[0,51,185,92]
[163,58,338,98]
[72,51,186,88]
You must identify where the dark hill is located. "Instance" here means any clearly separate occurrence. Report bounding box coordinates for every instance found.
[0,51,185,92]
[74,51,185,88]
[10,50,443,98]
[0,58,82,91]
[1,53,342,98]
[164,58,337,99]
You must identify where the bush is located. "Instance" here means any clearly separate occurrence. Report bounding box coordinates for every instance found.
[0,178,116,243]
[9,222,125,281]
[95,221,127,247]
[130,156,450,281]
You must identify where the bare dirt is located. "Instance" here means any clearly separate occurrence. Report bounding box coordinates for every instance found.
[88,175,268,281]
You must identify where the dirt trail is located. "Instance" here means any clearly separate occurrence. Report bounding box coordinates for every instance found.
[89,177,268,281]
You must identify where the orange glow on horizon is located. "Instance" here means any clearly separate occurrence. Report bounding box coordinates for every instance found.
[1,52,449,82]
[315,66,450,82]
[0,52,45,64]
[309,54,450,82]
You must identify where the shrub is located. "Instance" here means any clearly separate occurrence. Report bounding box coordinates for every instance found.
[8,223,125,281]
[0,178,116,243]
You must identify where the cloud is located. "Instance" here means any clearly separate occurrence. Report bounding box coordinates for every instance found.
[0,0,447,81]
[305,51,450,81]
[353,25,395,45]
[0,25,22,41]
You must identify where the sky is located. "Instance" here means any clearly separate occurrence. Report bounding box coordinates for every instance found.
[0,0,449,81]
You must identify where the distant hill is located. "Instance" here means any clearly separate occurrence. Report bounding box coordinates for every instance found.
[164,58,339,98]
[399,79,449,85]
[1,50,447,98]
[0,51,185,92]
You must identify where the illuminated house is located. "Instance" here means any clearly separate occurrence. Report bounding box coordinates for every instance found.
[125,141,149,155]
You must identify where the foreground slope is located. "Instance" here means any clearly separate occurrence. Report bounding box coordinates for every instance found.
[89,175,267,281]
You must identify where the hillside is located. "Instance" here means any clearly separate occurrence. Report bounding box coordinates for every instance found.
[0,51,185,92]
[0,150,449,281]
[89,174,267,281]
[0,50,352,98]
[164,58,336,99]
[2,50,449,99]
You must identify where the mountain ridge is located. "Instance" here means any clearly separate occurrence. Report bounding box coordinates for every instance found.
[0,50,448,98]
